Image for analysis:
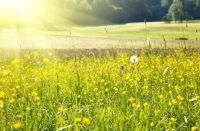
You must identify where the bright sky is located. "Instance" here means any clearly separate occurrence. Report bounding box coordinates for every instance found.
[0,0,45,24]
[0,0,31,13]
[0,0,77,28]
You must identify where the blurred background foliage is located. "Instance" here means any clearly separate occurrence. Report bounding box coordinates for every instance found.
[0,0,200,28]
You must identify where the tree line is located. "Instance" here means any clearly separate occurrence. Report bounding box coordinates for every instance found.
[54,0,200,25]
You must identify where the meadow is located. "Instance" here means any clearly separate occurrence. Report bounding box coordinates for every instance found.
[0,48,199,130]
[0,0,200,130]
[1,21,200,50]
[45,21,200,40]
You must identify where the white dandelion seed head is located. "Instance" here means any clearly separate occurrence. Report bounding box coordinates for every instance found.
[130,56,138,63]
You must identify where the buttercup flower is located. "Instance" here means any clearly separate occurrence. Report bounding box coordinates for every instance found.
[13,121,22,129]
[82,117,90,125]
[159,94,164,99]
[33,51,39,57]
[0,100,4,108]
[9,98,16,104]
[0,91,5,100]
[191,126,198,131]
[11,58,20,65]
[58,106,65,113]
[150,122,155,127]
[74,117,81,123]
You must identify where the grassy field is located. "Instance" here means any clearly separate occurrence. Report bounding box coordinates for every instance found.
[1,21,200,50]
[44,21,200,40]
[1,21,200,40]
[0,21,200,130]
[0,49,199,130]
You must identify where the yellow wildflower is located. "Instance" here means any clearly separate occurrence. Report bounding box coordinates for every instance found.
[13,121,22,129]
[33,51,39,57]
[31,91,38,97]
[172,99,177,105]
[177,95,184,101]
[191,126,198,131]
[43,57,50,64]
[143,102,149,107]
[2,70,11,76]
[122,91,127,95]
[132,103,137,108]
[16,85,20,89]
[82,117,90,125]
[58,106,65,113]
[9,98,16,104]
[107,106,111,112]
[0,100,4,108]
[74,117,81,123]
[33,96,40,102]
[10,88,17,96]
[132,103,141,109]
[0,91,5,100]
[150,122,155,127]
[24,54,31,59]
[170,117,176,123]
[181,78,184,82]
[174,85,181,92]
[93,87,98,92]
[159,94,164,99]
[105,88,109,92]
[195,95,199,100]
[113,87,118,92]
[11,58,20,65]
[128,97,134,102]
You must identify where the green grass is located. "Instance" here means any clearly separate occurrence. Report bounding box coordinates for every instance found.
[2,21,200,40]
[0,21,200,130]
[0,49,199,130]
[42,21,200,40]
[1,21,200,50]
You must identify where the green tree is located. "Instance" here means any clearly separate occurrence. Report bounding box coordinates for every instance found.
[161,0,172,7]
[168,0,184,22]
[195,0,200,7]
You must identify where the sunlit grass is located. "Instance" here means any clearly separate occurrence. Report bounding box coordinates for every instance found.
[0,49,199,130]
[67,22,200,40]
[11,21,197,40]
